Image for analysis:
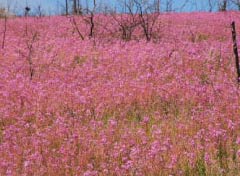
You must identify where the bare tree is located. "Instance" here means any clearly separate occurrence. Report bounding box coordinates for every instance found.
[69,16,85,40]
[85,0,89,14]
[66,0,69,15]
[25,6,31,17]
[231,0,240,10]
[134,0,159,41]
[19,28,39,80]
[176,0,189,12]
[1,14,7,49]
[231,21,240,82]
[154,0,161,13]
[208,0,215,12]
[111,0,140,41]
[83,0,97,38]
[33,5,44,17]
[26,32,38,80]
[165,0,173,12]
[72,0,82,14]
[110,0,160,41]
[73,0,77,14]
[219,0,228,11]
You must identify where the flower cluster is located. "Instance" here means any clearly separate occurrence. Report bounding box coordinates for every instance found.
[0,12,240,175]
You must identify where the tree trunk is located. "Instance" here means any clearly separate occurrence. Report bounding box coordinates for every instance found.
[155,0,160,13]
[73,0,77,14]
[219,0,227,11]
[66,0,68,15]
[231,21,240,82]
[223,0,227,11]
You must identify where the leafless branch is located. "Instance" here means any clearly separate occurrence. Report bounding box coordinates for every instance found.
[70,16,85,40]
[26,32,38,80]
[1,15,7,49]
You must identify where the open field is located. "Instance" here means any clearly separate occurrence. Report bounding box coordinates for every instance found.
[1,12,240,175]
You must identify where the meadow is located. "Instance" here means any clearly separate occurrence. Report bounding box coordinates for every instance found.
[1,12,240,175]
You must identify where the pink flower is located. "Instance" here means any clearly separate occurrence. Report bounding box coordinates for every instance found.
[204,153,211,164]
[236,137,240,145]
[24,161,30,167]
[237,150,240,157]
[143,116,150,123]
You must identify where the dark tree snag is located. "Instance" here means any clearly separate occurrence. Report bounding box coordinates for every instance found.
[71,17,84,40]
[73,0,77,14]
[27,32,38,80]
[89,12,94,37]
[219,0,227,11]
[1,15,7,49]
[89,0,96,38]
[231,21,240,83]
[25,6,31,17]
[66,0,69,15]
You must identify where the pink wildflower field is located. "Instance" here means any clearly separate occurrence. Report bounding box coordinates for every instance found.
[1,12,240,175]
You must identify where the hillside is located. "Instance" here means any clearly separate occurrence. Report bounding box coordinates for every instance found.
[1,12,240,175]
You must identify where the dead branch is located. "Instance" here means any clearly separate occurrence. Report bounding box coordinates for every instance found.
[231,21,240,83]
[70,16,85,40]
[1,15,7,49]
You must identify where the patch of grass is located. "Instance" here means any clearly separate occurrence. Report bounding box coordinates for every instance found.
[217,139,229,174]
[189,33,209,43]
[72,55,87,67]
[195,154,207,176]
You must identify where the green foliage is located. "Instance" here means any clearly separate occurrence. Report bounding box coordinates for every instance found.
[73,55,87,66]
[195,155,207,176]
[217,139,229,174]
[199,73,210,85]
[183,162,192,176]
[189,33,209,43]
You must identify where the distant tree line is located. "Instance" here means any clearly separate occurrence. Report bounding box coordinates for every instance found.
[65,0,82,15]
[62,0,240,15]
[1,0,240,47]
[2,0,240,17]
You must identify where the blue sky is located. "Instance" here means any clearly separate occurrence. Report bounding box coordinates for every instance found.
[0,0,224,15]
[0,0,67,15]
